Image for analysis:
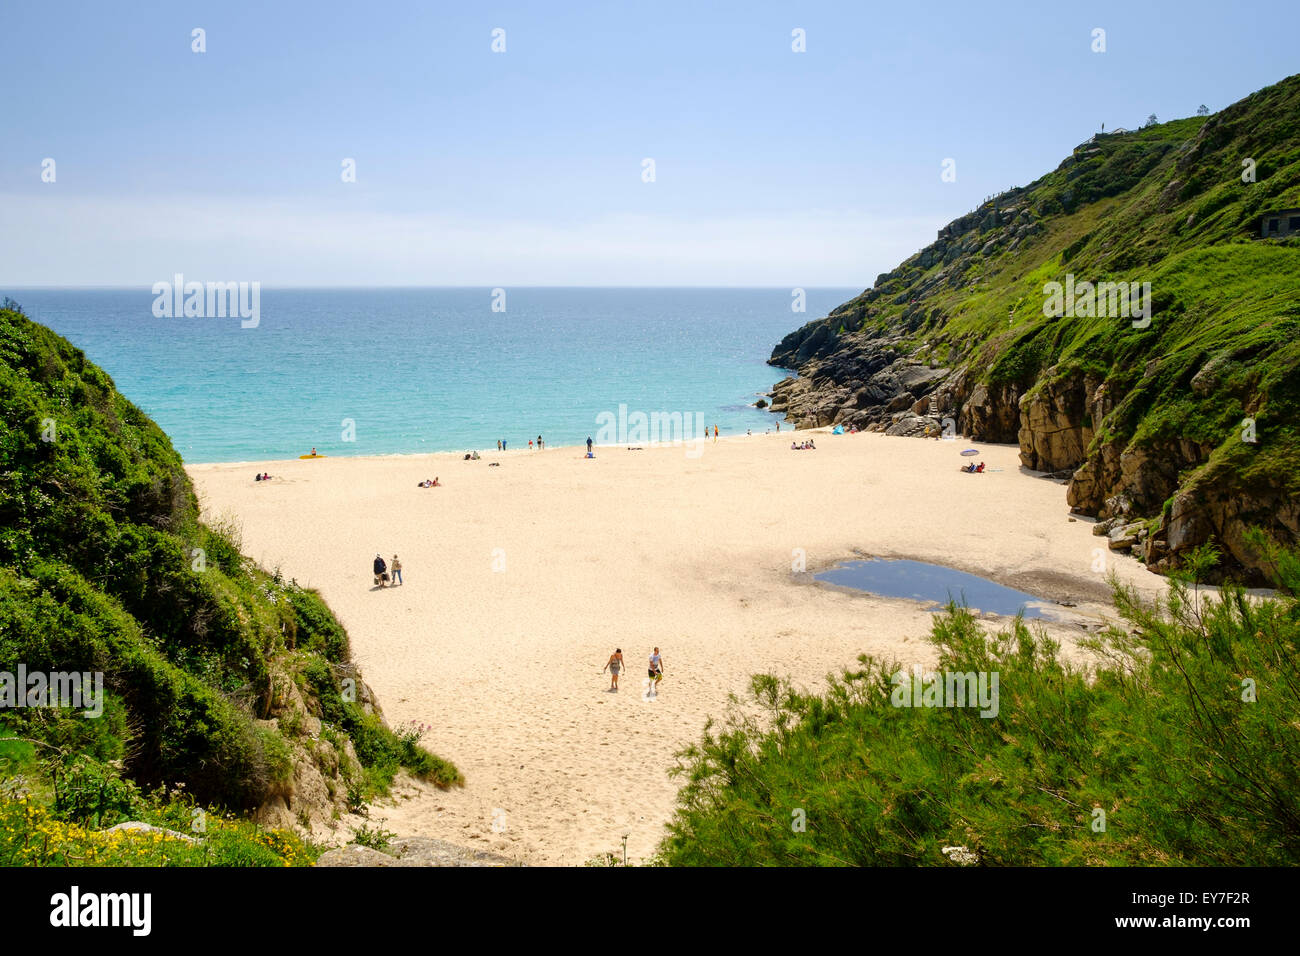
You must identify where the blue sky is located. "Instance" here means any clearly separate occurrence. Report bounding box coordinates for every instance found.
[2,0,1295,286]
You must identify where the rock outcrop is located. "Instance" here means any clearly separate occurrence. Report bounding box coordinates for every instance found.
[315,836,522,867]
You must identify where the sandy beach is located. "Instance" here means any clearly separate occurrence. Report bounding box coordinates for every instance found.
[187,430,1168,865]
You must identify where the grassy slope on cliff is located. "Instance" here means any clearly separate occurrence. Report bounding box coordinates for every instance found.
[0,302,459,864]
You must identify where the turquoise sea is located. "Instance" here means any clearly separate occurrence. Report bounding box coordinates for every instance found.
[6,288,858,463]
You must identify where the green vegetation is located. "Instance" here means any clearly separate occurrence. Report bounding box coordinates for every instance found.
[0,303,460,865]
[0,750,319,866]
[660,547,1300,865]
[351,822,396,851]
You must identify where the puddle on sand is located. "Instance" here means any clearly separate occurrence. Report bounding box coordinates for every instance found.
[814,557,1060,620]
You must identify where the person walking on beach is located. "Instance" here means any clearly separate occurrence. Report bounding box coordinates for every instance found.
[538,435,543,450]
[603,648,625,691]
[712,425,718,444]
[391,554,403,586]
[373,553,388,588]
[497,439,502,451]
[586,436,593,454]
[648,647,664,695]
[529,438,534,450]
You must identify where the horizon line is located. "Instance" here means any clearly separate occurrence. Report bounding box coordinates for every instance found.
[2,283,868,291]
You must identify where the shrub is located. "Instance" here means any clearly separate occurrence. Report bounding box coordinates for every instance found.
[660,553,1300,866]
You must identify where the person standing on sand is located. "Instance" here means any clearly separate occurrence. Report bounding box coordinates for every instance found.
[587,436,593,454]
[373,553,387,588]
[603,648,625,691]
[538,435,543,450]
[391,554,403,586]
[529,439,534,450]
[648,647,664,694]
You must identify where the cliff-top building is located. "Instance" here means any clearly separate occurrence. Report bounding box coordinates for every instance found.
[1260,208,1300,237]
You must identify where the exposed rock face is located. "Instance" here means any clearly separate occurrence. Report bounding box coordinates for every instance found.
[964,382,1020,443]
[769,326,1291,581]
[1148,482,1300,577]
[1017,370,1102,472]
[253,660,384,831]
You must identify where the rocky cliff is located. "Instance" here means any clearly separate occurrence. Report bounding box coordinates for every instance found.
[768,74,1300,583]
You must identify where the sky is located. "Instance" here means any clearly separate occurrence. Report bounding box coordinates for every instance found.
[1,0,1296,287]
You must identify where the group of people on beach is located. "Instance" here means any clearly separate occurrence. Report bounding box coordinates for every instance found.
[790,439,817,450]
[253,472,273,481]
[372,553,403,588]
[962,461,987,474]
[417,477,441,487]
[494,436,548,451]
[602,647,665,694]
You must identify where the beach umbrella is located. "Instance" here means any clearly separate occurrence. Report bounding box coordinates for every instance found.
[960,448,979,456]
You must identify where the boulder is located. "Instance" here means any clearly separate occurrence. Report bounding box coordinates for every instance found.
[1092,517,1123,536]
[315,844,401,867]
[102,821,197,843]
[1108,524,1139,550]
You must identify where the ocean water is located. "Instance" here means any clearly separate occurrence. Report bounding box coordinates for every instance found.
[7,287,859,463]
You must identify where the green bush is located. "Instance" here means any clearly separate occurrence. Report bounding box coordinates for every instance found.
[0,303,459,834]
[661,553,1300,866]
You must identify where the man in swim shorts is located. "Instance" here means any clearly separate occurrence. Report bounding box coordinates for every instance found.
[648,647,663,694]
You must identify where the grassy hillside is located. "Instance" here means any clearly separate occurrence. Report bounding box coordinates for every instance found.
[769,74,1300,582]
[0,301,460,865]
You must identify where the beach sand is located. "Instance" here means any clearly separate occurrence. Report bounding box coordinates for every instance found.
[187,430,1167,865]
